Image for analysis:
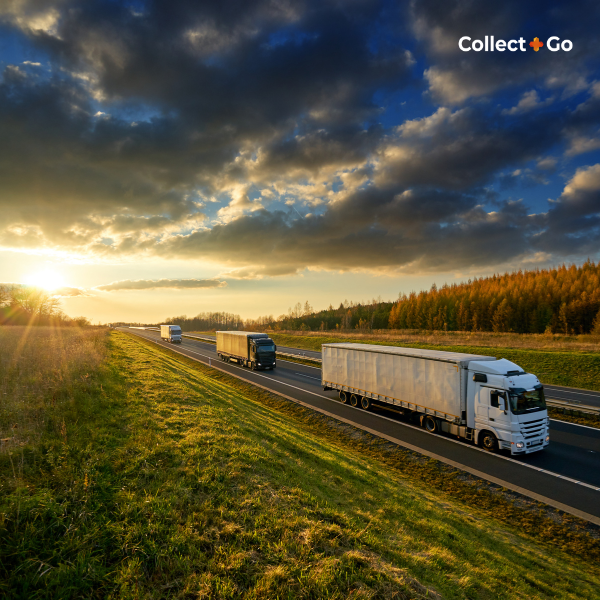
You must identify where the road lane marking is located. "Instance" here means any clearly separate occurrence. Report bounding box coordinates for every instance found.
[122,329,600,497]
[295,373,321,380]
[545,388,600,399]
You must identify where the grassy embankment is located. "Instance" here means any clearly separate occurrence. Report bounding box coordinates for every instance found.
[1,327,600,598]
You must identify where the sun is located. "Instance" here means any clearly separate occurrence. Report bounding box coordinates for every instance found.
[23,270,66,291]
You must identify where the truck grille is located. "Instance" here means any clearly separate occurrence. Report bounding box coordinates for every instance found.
[521,418,546,439]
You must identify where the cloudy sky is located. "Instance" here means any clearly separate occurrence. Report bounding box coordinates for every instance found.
[1,0,599,323]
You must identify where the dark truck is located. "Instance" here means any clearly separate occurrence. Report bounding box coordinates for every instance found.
[216,331,277,370]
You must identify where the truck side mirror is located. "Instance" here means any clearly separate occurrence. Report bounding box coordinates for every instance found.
[498,398,506,412]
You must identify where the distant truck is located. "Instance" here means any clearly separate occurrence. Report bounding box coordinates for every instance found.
[217,331,277,370]
[160,324,182,344]
[322,343,549,455]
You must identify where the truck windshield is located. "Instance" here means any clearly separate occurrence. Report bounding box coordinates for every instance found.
[508,386,546,414]
[257,344,275,352]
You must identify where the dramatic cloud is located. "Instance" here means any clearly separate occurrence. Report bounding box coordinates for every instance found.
[96,279,228,292]
[0,0,599,281]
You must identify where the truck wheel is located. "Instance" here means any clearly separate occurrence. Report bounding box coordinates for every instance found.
[360,396,371,410]
[479,431,498,452]
[424,416,438,433]
[350,394,360,408]
[339,391,348,403]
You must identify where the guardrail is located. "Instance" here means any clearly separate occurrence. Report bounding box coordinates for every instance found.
[276,351,322,364]
[546,398,600,417]
[183,333,216,342]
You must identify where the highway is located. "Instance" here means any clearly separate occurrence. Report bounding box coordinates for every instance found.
[183,333,600,409]
[119,327,600,523]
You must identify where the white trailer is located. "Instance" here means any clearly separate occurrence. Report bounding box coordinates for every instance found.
[160,324,182,343]
[322,343,549,455]
[216,331,277,370]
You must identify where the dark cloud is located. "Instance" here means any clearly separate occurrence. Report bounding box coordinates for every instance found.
[158,192,539,274]
[96,278,227,291]
[374,107,566,191]
[0,0,599,277]
[17,0,413,132]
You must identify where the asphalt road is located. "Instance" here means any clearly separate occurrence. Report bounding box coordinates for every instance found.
[119,328,600,522]
[543,384,600,409]
[185,333,600,408]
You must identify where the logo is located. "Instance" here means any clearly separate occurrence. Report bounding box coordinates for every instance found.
[458,36,573,52]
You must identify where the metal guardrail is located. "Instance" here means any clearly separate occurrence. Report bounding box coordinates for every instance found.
[276,351,322,363]
[183,333,216,342]
[546,399,600,417]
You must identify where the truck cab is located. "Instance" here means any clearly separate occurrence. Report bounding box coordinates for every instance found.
[249,337,277,370]
[160,325,182,344]
[467,359,549,454]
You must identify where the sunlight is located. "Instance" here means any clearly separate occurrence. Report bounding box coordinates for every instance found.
[23,269,66,291]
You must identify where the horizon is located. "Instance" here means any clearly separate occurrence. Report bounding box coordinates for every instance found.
[1,1,600,323]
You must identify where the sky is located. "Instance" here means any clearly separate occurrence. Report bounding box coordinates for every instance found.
[1,0,599,323]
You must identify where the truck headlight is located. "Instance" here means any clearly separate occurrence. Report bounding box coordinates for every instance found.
[545,435,550,442]
[516,442,524,449]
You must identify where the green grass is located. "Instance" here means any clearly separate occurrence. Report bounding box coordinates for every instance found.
[1,330,599,599]
[269,333,600,392]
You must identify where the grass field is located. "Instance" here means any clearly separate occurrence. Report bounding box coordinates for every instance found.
[267,333,600,392]
[1,329,600,598]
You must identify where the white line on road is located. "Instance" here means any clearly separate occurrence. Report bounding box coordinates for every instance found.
[295,373,321,380]
[545,388,600,398]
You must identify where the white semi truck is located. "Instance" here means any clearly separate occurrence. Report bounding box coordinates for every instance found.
[322,343,549,455]
[160,324,183,343]
[217,331,277,370]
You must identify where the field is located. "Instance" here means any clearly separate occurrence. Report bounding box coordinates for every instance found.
[1,328,600,599]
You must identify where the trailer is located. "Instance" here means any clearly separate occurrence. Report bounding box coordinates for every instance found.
[322,343,549,455]
[216,331,277,370]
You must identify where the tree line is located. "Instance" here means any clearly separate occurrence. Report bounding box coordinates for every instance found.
[0,284,90,327]
[243,298,395,332]
[387,262,600,334]
[231,262,600,335]
[164,312,244,332]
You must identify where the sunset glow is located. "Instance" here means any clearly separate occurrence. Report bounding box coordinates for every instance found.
[23,270,65,292]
